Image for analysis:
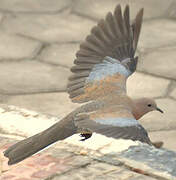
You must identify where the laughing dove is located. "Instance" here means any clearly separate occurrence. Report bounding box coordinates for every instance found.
[4,4,163,165]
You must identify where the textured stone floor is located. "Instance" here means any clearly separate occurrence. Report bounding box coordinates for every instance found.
[0,0,176,179]
[0,136,164,180]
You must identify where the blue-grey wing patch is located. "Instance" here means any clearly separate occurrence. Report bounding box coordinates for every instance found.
[86,56,131,83]
[74,113,152,145]
[67,4,143,103]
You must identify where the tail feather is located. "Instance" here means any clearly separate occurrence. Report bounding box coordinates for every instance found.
[4,117,77,165]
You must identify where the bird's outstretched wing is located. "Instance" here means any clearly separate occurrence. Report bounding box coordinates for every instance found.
[67,5,143,103]
[75,107,152,144]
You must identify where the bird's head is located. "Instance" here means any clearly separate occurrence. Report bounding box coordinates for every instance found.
[143,98,163,113]
[133,98,163,119]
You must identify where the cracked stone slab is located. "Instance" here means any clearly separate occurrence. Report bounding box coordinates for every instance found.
[0,31,41,59]
[0,0,71,13]
[0,61,70,94]
[73,0,173,20]
[139,19,176,50]
[6,92,80,117]
[138,47,176,80]
[38,43,79,67]
[149,130,176,152]
[127,72,170,98]
[1,11,95,43]
[140,98,176,131]
[97,144,176,180]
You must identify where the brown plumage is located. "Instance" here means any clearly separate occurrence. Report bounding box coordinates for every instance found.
[4,4,163,165]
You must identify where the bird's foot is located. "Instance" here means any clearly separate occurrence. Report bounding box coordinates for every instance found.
[79,133,92,141]
[152,141,164,148]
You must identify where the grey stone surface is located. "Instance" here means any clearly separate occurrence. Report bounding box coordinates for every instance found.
[73,0,173,20]
[73,0,128,20]
[139,19,176,50]
[116,144,176,179]
[128,0,174,19]
[52,162,140,180]
[140,98,176,131]
[128,176,157,180]
[138,47,176,80]
[0,94,9,104]
[0,107,176,180]
[127,72,170,98]
[0,0,71,13]
[0,61,70,94]
[6,92,79,117]
[149,130,176,151]
[0,31,41,59]
[1,11,95,43]
[38,43,79,67]
[167,1,176,18]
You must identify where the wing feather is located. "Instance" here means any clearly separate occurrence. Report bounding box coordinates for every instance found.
[67,5,143,103]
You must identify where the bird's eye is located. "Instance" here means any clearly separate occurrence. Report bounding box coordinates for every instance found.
[148,104,152,107]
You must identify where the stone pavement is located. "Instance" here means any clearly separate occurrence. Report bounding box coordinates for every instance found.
[0,136,169,180]
[0,0,175,179]
[0,106,176,180]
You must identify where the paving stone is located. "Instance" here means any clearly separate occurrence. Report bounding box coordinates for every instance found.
[73,0,128,20]
[38,43,79,67]
[73,0,173,20]
[128,0,173,19]
[140,98,176,131]
[138,47,176,80]
[52,162,140,180]
[0,105,58,136]
[128,175,157,180]
[116,144,176,180]
[127,72,170,98]
[0,94,9,104]
[0,136,91,179]
[139,19,176,50]
[170,88,176,99]
[6,92,79,116]
[0,0,71,13]
[149,130,176,152]
[64,133,138,153]
[0,31,40,59]
[167,1,176,18]
[1,11,95,43]
[0,61,70,95]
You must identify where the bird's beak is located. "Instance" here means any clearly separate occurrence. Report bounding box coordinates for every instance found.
[156,107,164,113]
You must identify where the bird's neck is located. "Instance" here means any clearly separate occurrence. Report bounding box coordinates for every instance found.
[131,99,148,120]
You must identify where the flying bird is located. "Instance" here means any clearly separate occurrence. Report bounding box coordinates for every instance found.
[4,4,163,165]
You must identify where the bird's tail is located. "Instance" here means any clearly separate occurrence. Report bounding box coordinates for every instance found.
[4,116,77,165]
